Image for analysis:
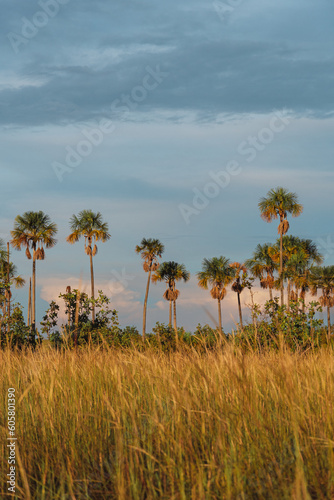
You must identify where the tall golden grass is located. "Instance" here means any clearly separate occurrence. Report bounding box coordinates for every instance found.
[1,345,334,499]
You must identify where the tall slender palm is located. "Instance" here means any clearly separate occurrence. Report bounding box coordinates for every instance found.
[245,243,278,301]
[230,262,247,329]
[197,256,234,338]
[152,261,190,339]
[11,211,57,331]
[135,238,164,340]
[67,210,110,322]
[258,187,303,306]
[309,265,334,341]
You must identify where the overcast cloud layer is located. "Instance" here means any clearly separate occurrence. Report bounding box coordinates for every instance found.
[1,0,333,331]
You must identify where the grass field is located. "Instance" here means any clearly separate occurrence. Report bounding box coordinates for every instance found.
[1,345,334,499]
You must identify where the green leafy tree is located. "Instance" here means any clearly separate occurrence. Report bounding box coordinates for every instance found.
[197,256,234,338]
[40,301,60,338]
[135,238,164,340]
[67,210,111,322]
[0,303,33,349]
[258,187,303,306]
[11,211,57,332]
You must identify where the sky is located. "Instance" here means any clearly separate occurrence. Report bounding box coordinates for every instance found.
[1,0,334,332]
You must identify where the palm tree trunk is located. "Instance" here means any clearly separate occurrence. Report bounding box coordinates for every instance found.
[27,278,31,326]
[218,297,222,339]
[237,292,243,329]
[2,305,5,342]
[32,253,36,332]
[173,300,178,344]
[269,286,273,301]
[287,279,291,313]
[250,289,258,340]
[6,242,10,335]
[89,253,95,322]
[280,231,284,307]
[142,268,152,341]
[327,304,331,342]
[169,299,172,326]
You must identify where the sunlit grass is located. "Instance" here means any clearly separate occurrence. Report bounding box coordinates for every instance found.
[1,345,334,499]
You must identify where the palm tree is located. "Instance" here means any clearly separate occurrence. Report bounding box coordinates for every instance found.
[135,238,164,340]
[197,256,234,338]
[245,243,278,301]
[67,210,110,322]
[230,262,247,329]
[279,236,323,310]
[152,261,190,340]
[11,211,57,331]
[309,265,334,341]
[285,248,308,307]
[258,187,303,306]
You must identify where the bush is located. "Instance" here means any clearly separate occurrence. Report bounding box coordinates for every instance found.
[233,298,329,351]
[0,304,37,349]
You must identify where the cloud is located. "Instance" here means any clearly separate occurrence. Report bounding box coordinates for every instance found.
[1,1,333,127]
[39,275,142,325]
[2,0,334,333]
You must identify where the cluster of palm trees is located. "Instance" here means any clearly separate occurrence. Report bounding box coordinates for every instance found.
[1,187,334,340]
[6,210,110,333]
[136,188,334,340]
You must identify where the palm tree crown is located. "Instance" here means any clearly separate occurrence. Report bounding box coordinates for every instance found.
[11,211,57,256]
[135,238,165,272]
[153,261,190,336]
[67,210,111,251]
[259,187,303,229]
[197,256,234,336]
[197,257,233,297]
[245,243,278,300]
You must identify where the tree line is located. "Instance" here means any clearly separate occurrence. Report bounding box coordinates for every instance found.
[1,187,334,347]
